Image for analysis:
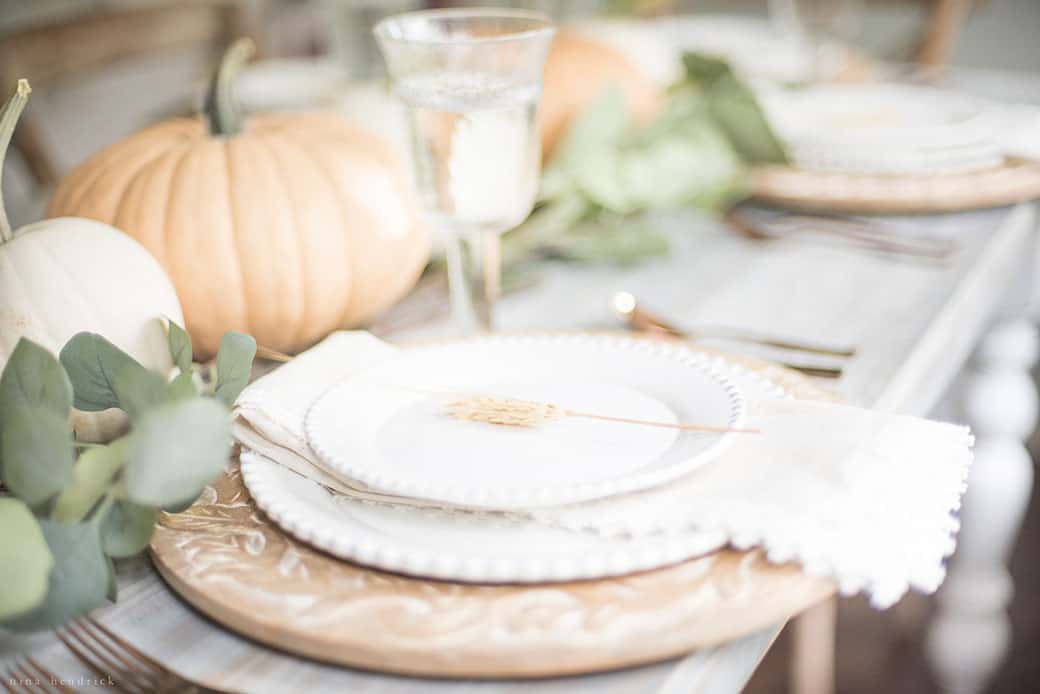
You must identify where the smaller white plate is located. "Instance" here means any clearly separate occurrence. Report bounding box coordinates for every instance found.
[304,335,746,510]
[243,355,786,583]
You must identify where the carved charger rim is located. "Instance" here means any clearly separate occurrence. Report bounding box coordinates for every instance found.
[150,346,837,679]
[751,160,1040,213]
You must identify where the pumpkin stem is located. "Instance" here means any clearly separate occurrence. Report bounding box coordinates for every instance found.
[204,38,255,137]
[0,79,31,243]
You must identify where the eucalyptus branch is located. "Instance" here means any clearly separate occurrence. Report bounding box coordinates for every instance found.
[89,493,116,527]
[1,323,255,631]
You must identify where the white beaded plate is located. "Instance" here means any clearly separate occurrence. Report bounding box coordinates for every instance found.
[242,353,786,583]
[304,335,747,510]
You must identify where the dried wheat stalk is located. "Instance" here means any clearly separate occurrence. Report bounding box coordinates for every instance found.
[444,395,759,434]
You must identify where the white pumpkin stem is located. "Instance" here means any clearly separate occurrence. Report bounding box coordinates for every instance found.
[0,79,31,243]
[204,38,255,137]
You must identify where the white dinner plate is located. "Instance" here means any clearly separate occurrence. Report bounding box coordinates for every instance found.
[758,83,1002,175]
[242,354,786,583]
[761,84,994,147]
[304,335,747,510]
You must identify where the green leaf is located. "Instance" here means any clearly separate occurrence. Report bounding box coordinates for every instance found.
[0,498,54,621]
[214,332,256,407]
[124,398,231,507]
[51,439,127,523]
[682,52,788,165]
[1,407,75,505]
[111,365,169,420]
[0,338,73,415]
[166,372,198,401]
[101,499,157,558]
[573,148,636,214]
[553,88,629,169]
[682,52,733,85]
[560,215,670,264]
[504,193,590,265]
[59,332,147,412]
[105,556,117,602]
[166,319,193,374]
[1,520,110,631]
[707,74,788,164]
[161,497,199,514]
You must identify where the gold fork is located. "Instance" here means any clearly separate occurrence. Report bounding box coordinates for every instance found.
[56,617,230,694]
[2,657,76,693]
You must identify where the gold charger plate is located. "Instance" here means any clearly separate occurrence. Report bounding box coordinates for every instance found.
[150,351,837,679]
[751,160,1040,214]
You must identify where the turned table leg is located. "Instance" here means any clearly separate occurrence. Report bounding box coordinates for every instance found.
[925,319,1038,694]
[790,598,836,694]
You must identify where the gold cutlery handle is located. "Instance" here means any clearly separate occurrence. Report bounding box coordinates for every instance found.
[615,294,855,358]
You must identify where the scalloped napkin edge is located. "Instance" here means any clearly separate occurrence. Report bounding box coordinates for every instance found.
[232,331,973,608]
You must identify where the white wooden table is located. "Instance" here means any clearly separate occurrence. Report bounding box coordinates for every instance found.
[2,202,1036,694]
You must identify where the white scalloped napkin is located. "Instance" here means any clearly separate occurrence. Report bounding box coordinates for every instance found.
[232,331,973,608]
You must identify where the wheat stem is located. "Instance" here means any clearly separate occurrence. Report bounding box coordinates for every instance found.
[440,393,758,434]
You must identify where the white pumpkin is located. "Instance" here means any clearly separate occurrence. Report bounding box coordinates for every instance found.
[0,80,184,442]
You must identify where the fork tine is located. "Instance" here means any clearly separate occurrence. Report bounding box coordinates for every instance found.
[55,627,144,694]
[8,662,46,694]
[74,620,150,675]
[21,659,74,694]
[81,618,168,676]
[5,664,33,694]
[7,661,49,694]
[8,661,42,690]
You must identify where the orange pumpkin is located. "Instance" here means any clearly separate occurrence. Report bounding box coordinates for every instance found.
[48,40,430,359]
[540,25,671,158]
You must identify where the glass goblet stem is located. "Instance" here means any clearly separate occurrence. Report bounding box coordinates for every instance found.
[444,231,502,335]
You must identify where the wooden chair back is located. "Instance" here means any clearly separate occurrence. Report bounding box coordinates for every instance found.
[0,1,249,186]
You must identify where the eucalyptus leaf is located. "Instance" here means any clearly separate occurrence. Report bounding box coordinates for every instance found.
[682,52,788,165]
[562,215,670,264]
[623,120,744,211]
[105,556,117,602]
[0,498,54,621]
[166,372,198,401]
[59,333,148,412]
[574,148,643,214]
[112,365,168,420]
[161,497,199,514]
[1,520,110,631]
[505,193,589,265]
[124,398,231,507]
[553,88,628,168]
[1,406,74,506]
[166,319,193,374]
[101,500,157,558]
[682,52,732,85]
[51,439,127,523]
[214,332,256,407]
[0,338,73,415]
[707,74,788,164]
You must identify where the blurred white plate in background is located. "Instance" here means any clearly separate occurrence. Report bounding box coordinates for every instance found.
[758,83,1004,174]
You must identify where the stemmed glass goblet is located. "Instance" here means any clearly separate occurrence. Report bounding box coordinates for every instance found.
[375,8,555,334]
